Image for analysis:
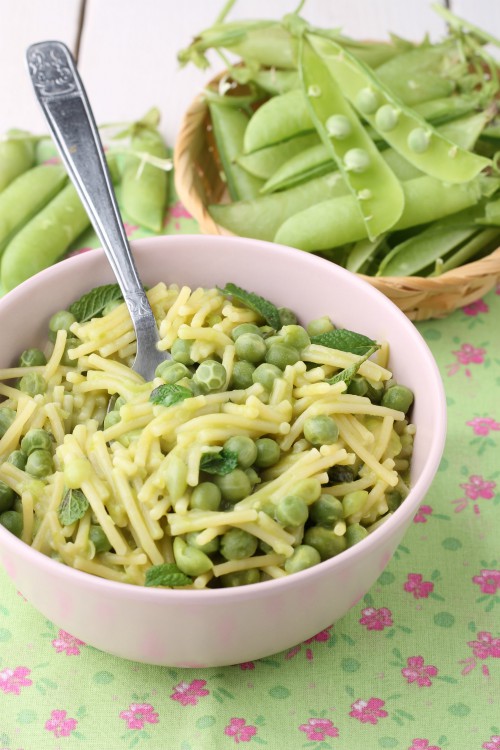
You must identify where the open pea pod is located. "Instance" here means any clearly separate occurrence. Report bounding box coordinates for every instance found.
[306,33,490,183]
[300,34,405,240]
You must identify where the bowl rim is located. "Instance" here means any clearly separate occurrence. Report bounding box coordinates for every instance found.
[0,234,447,601]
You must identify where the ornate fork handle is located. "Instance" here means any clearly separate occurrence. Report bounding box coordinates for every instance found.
[26,40,167,379]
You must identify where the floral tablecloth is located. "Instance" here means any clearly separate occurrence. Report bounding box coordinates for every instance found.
[1,189,500,750]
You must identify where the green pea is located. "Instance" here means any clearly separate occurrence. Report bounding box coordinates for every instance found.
[280,324,310,351]
[0,481,16,513]
[164,454,188,501]
[294,477,322,503]
[375,104,399,132]
[275,495,308,527]
[193,359,227,392]
[213,469,252,503]
[173,536,213,577]
[342,490,369,518]
[303,415,339,446]
[345,523,368,547]
[386,490,403,512]
[306,316,334,337]
[408,127,431,153]
[327,465,355,484]
[89,525,112,554]
[229,360,255,389]
[19,372,46,396]
[18,348,46,367]
[48,310,76,342]
[7,450,27,471]
[365,379,384,404]
[25,449,54,478]
[171,338,194,365]
[103,410,121,430]
[231,323,262,341]
[245,467,260,489]
[234,333,266,363]
[0,510,23,538]
[265,342,300,369]
[21,428,52,456]
[303,526,347,560]
[190,482,221,511]
[220,528,258,560]
[326,114,352,139]
[186,531,219,555]
[252,362,282,391]
[355,87,380,114]
[310,494,343,527]
[278,307,298,326]
[381,385,414,414]
[220,569,260,587]
[160,362,192,385]
[254,438,281,468]
[284,544,321,574]
[346,376,369,397]
[0,407,16,437]
[344,148,371,173]
[61,337,80,367]
[224,436,257,468]
[155,360,177,379]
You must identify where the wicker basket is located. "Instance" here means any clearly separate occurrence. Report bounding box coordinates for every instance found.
[174,83,500,322]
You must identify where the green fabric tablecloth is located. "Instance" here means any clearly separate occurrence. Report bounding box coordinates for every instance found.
[1,195,499,750]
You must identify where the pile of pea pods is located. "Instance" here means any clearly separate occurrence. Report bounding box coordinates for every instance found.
[0,108,170,294]
[178,3,500,277]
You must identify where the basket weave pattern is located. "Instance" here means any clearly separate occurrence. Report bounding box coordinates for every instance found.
[174,87,500,321]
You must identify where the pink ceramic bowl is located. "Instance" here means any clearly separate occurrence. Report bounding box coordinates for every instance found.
[0,235,446,667]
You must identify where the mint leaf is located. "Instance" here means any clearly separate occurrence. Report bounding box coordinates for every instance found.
[145,563,193,588]
[58,488,89,526]
[200,448,238,475]
[327,345,380,387]
[149,384,193,407]
[69,284,123,323]
[221,283,282,330]
[311,328,376,355]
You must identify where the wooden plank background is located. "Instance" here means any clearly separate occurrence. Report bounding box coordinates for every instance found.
[0,0,499,145]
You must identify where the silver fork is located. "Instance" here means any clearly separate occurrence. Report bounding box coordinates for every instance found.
[26,40,170,381]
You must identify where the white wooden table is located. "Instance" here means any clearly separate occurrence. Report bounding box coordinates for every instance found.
[0,0,497,146]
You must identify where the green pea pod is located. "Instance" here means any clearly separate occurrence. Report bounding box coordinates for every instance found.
[307,33,490,183]
[274,174,482,252]
[0,164,67,255]
[300,34,405,240]
[208,102,263,200]
[243,89,315,153]
[414,95,479,126]
[208,172,349,242]
[346,235,388,274]
[1,183,90,291]
[0,129,36,192]
[435,228,500,274]
[121,127,169,232]
[252,68,299,95]
[375,43,458,105]
[261,142,332,193]
[237,131,320,180]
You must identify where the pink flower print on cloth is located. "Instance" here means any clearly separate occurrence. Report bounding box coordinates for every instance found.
[119,703,159,730]
[402,656,438,686]
[473,569,500,595]
[170,678,209,706]
[453,475,497,514]
[44,709,77,738]
[0,666,32,694]
[483,736,500,750]
[447,342,486,377]
[349,697,388,725]
[408,740,441,750]
[224,718,257,743]
[468,631,500,659]
[404,573,434,599]
[467,416,500,436]
[51,629,85,655]
[299,717,340,740]
[359,607,393,631]
[463,299,489,316]
[414,505,433,523]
